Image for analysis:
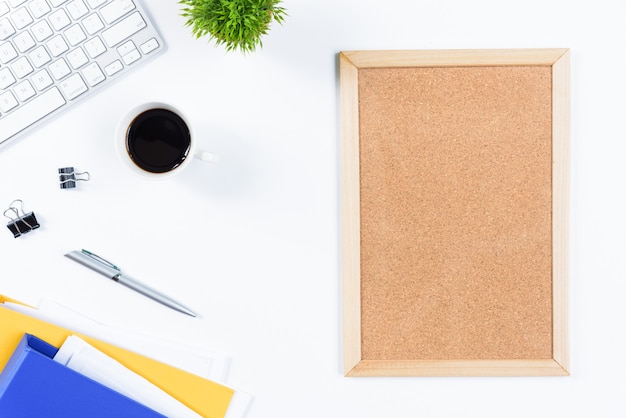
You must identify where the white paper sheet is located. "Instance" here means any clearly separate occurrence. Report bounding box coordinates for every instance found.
[54,335,203,418]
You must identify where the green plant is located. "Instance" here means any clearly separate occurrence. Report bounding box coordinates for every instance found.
[180,0,286,53]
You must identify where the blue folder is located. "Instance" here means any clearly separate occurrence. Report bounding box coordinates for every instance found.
[0,333,166,418]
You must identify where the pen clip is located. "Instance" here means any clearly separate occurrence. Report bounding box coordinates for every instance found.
[81,249,120,271]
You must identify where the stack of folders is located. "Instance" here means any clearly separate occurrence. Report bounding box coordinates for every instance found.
[0,295,252,418]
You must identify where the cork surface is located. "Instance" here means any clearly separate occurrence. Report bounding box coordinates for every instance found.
[358,66,553,360]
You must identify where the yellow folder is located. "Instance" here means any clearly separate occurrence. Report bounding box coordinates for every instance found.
[0,295,234,418]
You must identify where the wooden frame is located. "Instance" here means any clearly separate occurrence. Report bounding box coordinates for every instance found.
[340,49,570,377]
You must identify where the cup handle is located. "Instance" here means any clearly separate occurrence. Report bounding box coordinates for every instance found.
[194,150,219,163]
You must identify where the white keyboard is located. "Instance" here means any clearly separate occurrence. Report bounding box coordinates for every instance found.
[0,0,164,149]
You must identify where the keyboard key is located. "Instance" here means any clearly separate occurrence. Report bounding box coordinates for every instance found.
[100,0,134,24]
[0,17,15,40]
[67,47,87,68]
[140,37,158,54]
[31,68,52,90]
[66,0,88,19]
[81,61,104,86]
[116,39,134,54]
[0,87,65,140]
[46,34,68,56]
[49,57,70,79]
[10,55,32,77]
[14,79,35,101]
[0,90,18,111]
[0,66,15,88]
[31,19,52,41]
[10,6,32,29]
[13,30,35,52]
[49,0,68,6]
[28,0,51,18]
[82,12,104,34]
[104,58,121,75]
[121,48,138,65]
[48,8,70,30]
[59,73,87,99]
[0,2,8,16]
[64,23,86,45]
[101,10,144,46]
[0,40,17,63]
[28,44,50,66]
[83,36,105,57]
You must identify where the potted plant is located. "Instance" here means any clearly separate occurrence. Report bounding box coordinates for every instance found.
[179,0,287,53]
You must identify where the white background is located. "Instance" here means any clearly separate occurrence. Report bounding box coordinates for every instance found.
[1,0,624,417]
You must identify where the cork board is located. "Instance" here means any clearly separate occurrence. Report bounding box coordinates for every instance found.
[340,49,570,376]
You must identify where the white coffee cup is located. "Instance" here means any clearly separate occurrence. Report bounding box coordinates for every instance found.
[115,102,217,179]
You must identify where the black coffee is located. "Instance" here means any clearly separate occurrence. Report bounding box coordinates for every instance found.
[126,108,191,173]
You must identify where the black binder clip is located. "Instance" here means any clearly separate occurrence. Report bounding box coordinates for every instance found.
[59,167,90,189]
[4,200,40,238]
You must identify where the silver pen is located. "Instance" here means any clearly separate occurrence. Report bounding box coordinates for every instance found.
[65,249,197,317]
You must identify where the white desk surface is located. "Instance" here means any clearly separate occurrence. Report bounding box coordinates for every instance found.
[1,0,624,417]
